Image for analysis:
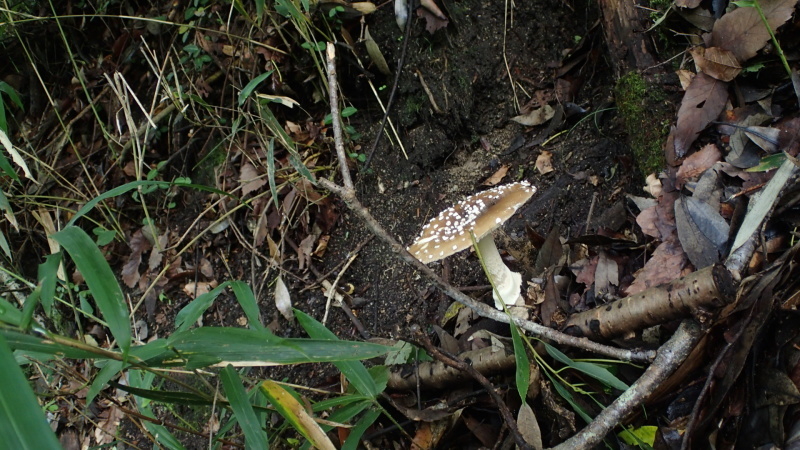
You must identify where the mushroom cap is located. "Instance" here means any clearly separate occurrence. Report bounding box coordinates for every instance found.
[408,181,537,263]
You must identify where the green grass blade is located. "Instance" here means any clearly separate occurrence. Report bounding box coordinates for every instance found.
[174,281,230,332]
[221,365,269,449]
[266,138,279,210]
[38,252,61,316]
[0,297,22,326]
[52,226,131,353]
[0,328,101,359]
[87,360,124,405]
[238,70,274,106]
[342,407,381,450]
[509,317,531,402]
[296,309,379,397]
[0,334,61,448]
[229,281,264,331]
[544,342,629,391]
[162,327,389,369]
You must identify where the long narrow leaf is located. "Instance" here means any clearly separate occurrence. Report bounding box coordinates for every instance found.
[296,309,379,397]
[260,379,335,450]
[509,316,530,402]
[230,281,264,331]
[162,327,389,369]
[544,342,629,391]
[221,365,269,449]
[52,226,131,353]
[87,360,123,405]
[0,335,61,448]
[342,408,381,450]
[174,282,230,332]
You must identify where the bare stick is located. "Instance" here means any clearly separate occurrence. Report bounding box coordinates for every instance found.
[325,43,354,191]
[549,320,701,450]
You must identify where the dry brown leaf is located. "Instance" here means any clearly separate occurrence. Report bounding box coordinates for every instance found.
[482,165,509,185]
[512,104,555,126]
[690,46,742,81]
[148,233,168,271]
[673,72,729,158]
[636,206,660,239]
[595,251,619,296]
[572,256,598,290]
[536,151,555,174]
[416,6,449,34]
[122,229,152,288]
[676,69,695,90]
[676,143,722,187]
[625,234,688,295]
[709,0,799,63]
[675,0,702,7]
[239,162,266,197]
[183,280,217,298]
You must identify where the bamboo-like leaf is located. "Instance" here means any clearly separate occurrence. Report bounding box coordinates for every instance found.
[544,342,629,391]
[52,226,131,353]
[174,282,230,332]
[266,138,280,210]
[0,297,22,326]
[128,370,187,450]
[510,317,531,402]
[238,70,275,106]
[296,309,379,397]
[161,327,389,369]
[0,335,61,448]
[87,360,123,405]
[221,365,269,449]
[342,408,381,450]
[230,281,265,331]
[260,379,335,450]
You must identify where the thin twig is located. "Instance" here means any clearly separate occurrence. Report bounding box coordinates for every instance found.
[325,43,354,191]
[363,0,415,171]
[412,325,534,450]
[549,320,702,450]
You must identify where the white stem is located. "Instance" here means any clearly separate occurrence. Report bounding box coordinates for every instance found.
[477,236,522,309]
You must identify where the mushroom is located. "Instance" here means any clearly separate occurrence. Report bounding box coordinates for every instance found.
[408,181,537,310]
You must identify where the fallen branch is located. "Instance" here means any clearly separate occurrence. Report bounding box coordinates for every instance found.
[320,43,655,363]
[549,320,702,450]
[411,325,534,450]
[563,264,736,340]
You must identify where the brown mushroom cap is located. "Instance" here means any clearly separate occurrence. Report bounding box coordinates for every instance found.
[408,181,537,262]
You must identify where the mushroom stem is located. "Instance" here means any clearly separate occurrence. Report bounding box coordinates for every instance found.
[477,236,523,309]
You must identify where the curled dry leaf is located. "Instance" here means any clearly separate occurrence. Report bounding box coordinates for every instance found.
[183,280,217,298]
[676,143,722,187]
[536,151,555,174]
[512,104,555,126]
[643,173,662,198]
[482,165,509,186]
[416,5,449,34]
[625,234,688,295]
[675,196,730,269]
[709,0,799,63]
[673,72,728,158]
[239,162,266,197]
[122,229,152,288]
[676,69,695,90]
[690,46,741,82]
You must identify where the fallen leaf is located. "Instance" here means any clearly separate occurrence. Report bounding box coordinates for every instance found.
[517,403,544,450]
[709,0,799,63]
[675,0,702,8]
[482,165,509,185]
[239,162,266,197]
[690,46,742,81]
[595,251,619,296]
[744,126,781,152]
[274,275,294,321]
[676,143,722,187]
[572,256,598,290]
[675,196,729,269]
[673,72,729,158]
[122,229,152,288]
[416,6,448,34]
[183,281,217,298]
[625,234,688,295]
[512,104,555,126]
[536,151,555,174]
[676,69,695,90]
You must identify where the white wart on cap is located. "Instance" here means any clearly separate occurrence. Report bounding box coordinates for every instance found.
[408,181,537,262]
